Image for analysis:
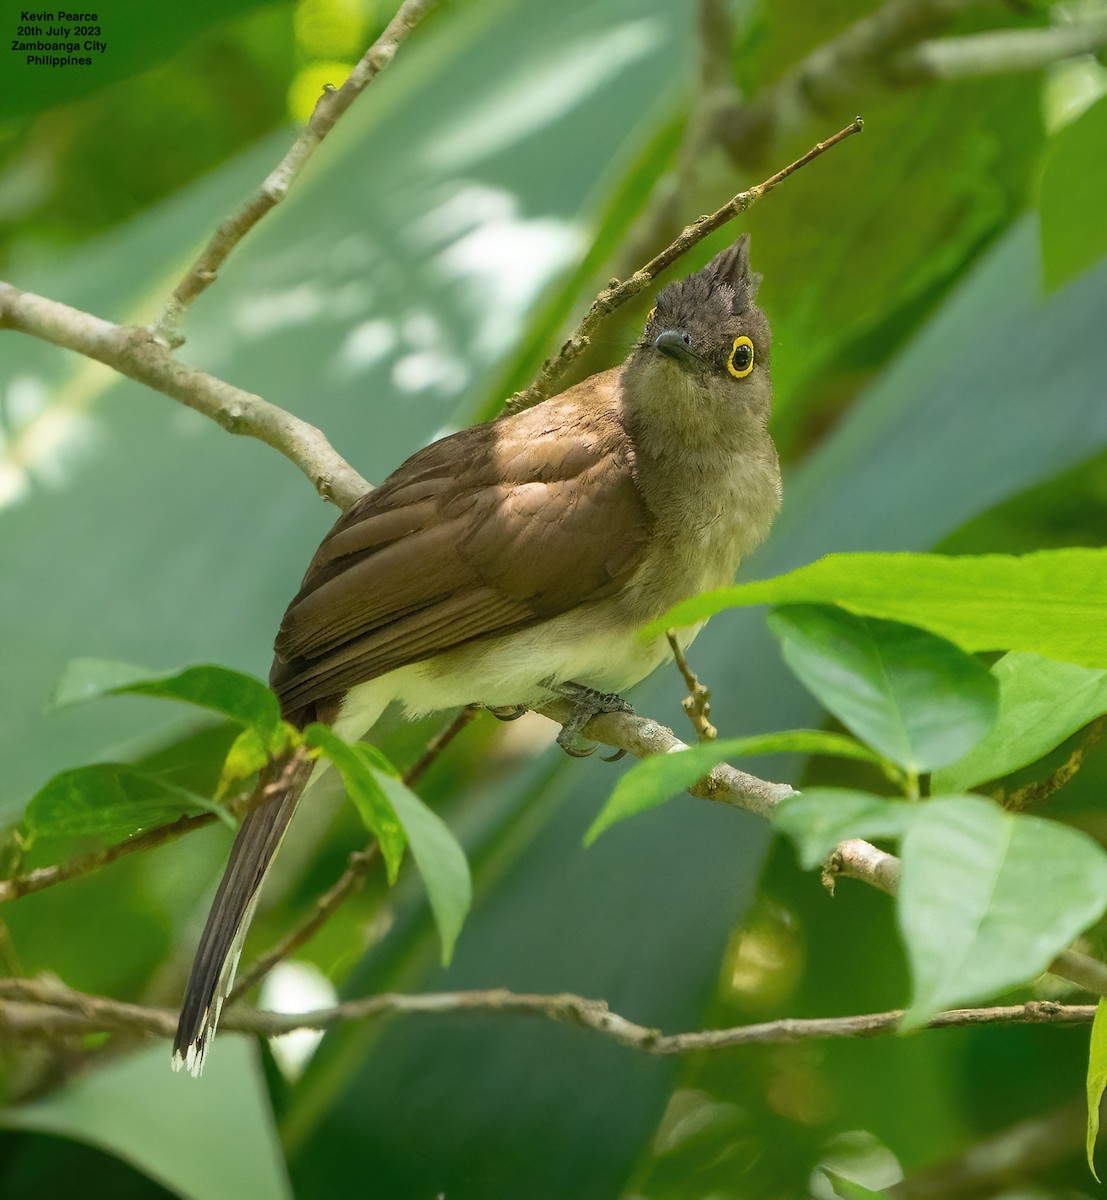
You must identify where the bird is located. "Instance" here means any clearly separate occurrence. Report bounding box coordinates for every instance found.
[172,233,782,1075]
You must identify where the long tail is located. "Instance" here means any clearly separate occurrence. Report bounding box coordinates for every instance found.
[172,753,313,1076]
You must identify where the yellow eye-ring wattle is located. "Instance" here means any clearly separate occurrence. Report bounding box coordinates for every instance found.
[646,306,657,325]
[727,335,755,379]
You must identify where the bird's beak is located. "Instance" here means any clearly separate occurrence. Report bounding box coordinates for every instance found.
[653,329,699,366]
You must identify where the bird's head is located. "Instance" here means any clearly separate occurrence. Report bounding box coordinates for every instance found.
[624,234,773,435]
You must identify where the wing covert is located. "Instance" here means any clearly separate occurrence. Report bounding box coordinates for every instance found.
[270,375,650,715]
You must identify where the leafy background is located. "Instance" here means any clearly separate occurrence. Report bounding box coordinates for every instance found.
[1,0,1106,1196]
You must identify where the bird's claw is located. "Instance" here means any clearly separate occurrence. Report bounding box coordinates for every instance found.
[487,704,528,722]
[546,680,634,761]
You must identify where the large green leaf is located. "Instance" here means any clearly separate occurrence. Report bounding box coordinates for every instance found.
[1040,95,1107,291]
[822,1174,887,1200]
[649,550,1107,670]
[932,652,1107,793]
[373,770,472,967]
[767,607,998,773]
[774,790,911,871]
[585,730,881,846]
[53,660,288,751]
[898,797,1107,1028]
[0,1040,291,1200]
[304,725,406,884]
[1087,999,1107,1182]
[23,762,224,843]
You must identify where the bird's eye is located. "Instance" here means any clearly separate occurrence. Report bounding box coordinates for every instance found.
[646,307,657,326]
[727,336,755,379]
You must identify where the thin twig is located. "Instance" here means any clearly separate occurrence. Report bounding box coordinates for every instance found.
[152,0,441,347]
[229,706,479,998]
[228,843,380,1001]
[502,0,741,392]
[403,705,481,788]
[0,977,1094,1054]
[0,283,370,509]
[0,750,305,904]
[0,811,219,902]
[506,118,863,412]
[666,630,717,742]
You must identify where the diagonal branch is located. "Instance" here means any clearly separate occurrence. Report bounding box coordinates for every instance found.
[152,0,442,348]
[0,283,370,509]
[506,117,863,411]
[0,811,219,903]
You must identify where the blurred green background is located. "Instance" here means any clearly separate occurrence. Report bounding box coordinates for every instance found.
[2,0,1107,1196]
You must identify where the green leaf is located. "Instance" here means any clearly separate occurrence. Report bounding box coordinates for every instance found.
[52,659,287,750]
[24,763,223,842]
[371,770,472,967]
[768,607,998,773]
[821,1173,887,1200]
[584,730,881,846]
[933,653,1107,792]
[1041,95,1107,291]
[0,1040,293,1200]
[898,797,1107,1028]
[218,727,272,797]
[1087,999,1107,1182]
[645,550,1107,670]
[774,790,912,870]
[304,725,406,884]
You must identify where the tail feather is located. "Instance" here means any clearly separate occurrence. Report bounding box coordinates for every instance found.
[172,755,313,1076]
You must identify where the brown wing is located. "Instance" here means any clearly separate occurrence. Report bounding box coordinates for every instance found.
[270,371,651,717]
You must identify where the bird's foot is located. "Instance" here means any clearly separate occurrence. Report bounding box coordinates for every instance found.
[487,704,528,722]
[545,681,633,760]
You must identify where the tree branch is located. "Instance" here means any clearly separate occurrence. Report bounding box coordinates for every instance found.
[896,16,1107,82]
[666,630,718,742]
[829,839,1107,998]
[0,811,219,902]
[0,977,1093,1054]
[719,0,977,164]
[506,117,863,412]
[0,750,306,903]
[0,283,370,508]
[228,843,380,1002]
[536,701,795,818]
[152,0,442,348]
